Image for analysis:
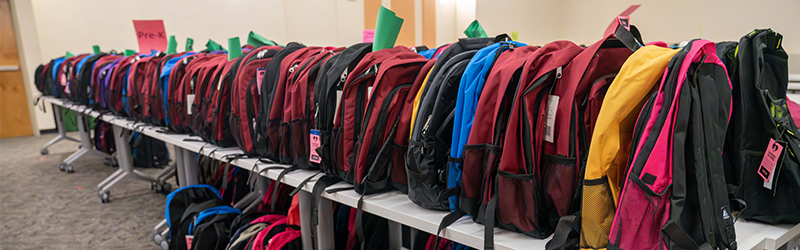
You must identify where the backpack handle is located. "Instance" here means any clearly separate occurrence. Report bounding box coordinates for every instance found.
[494,33,511,43]
[609,16,644,51]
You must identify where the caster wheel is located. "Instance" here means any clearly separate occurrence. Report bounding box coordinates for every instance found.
[160,240,169,250]
[160,183,172,194]
[98,191,110,203]
[103,158,116,166]
[59,163,66,171]
[154,234,163,245]
[40,149,49,155]
[64,165,74,173]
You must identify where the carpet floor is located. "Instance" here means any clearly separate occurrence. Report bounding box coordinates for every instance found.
[0,132,173,249]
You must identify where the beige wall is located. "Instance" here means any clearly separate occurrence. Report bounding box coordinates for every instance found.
[18,0,364,131]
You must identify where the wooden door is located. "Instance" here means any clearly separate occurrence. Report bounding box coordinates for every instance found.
[0,0,33,138]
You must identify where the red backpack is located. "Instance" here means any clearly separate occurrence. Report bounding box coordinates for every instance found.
[282,49,339,169]
[459,45,539,223]
[493,41,584,241]
[108,55,136,116]
[230,46,282,155]
[190,54,228,139]
[126,56,154,119]
[264,46,325,163]
[140,54,167,124]
[167,53,200,133]
[351,47,428,195]
[207,58,239,147]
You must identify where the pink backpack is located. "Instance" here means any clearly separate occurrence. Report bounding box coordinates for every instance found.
[609,39,736,250]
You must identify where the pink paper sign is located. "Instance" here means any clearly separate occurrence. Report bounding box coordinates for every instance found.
[133,20,167,53]
[363,29,375,43]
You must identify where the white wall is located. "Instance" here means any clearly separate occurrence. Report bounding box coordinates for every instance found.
[11,0,49,132]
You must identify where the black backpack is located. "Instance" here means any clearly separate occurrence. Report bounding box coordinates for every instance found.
[721,29,800,224]
[70,54,106,105]
[406,37,494,210]
[189,205,242,250]
[93,120,115,154]
[131,132,169,168]
[314,43,373,180]
[165,185,224,250]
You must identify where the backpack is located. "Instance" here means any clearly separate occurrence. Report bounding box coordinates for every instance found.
[90,55,122,109]
[492,41,584,240]
[263,45,324,163]
[70,54,106,105]
[126,54,155,119]
[227,214,285,250]
[722,29,800,224]
[107,55,136,116]
[208,57,239,147]
[165,184,223,250]
[609,39,736,250]
[33,60,51,95]
[444,40,527,215]
[349,46,428,195]
[93,119,116,154]
[406,36,495,210]
[157,52,195,127]
[314,43,373,178]
[578,45,677,250]
[166,52,201,132]
[230,46,282,155]
[131,132,170,168]
[454,44,538,223]
[283,48,339,169]
[256,42,308,158]
[140,53,168,124]
[189,53,229,138]
[188,205,242,250]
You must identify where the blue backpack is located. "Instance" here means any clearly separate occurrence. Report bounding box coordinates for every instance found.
[446,41,526,212]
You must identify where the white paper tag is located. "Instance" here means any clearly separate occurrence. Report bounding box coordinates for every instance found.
[367,86,374,101]
[334,90,343,118]
[544,95,559,143]
[186,94,195,115]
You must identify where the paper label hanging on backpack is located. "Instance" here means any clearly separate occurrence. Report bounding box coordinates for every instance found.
[334,90,343,118]
[544,95,559,143]
[132,20,167,53]
[309,129,322,163]
[186,94,195,115]
[185,235,193,250]
[256,68,266,93]
[759,138,783,188]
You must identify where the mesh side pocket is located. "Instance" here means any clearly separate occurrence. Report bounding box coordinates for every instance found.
[497,173,544,236]
[580,177,616,249]
[266,119,282,160]
[461,145,486,217]
[291,119,310,168]
[280,121,294,164]
[609,177,670,250]
[390,141,409,193]
[542,155,578,219]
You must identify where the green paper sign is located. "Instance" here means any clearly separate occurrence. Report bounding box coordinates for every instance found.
[510,31,519,41]
[372,6,404,52]
[186,38,194,51]
[92,45,101,54]
[125,49,136,56]
[66,51,75,58]
[206,39,224,52]
[248,31,276,47]
[228,37,242,61]
[166,35,178,54]
[463,20,488,38]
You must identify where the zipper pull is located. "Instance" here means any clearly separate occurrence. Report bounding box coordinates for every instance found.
[556,66,563,79]
[421,115,432,135]
[289,63,299,73]
[339,68,348,85]
[314,104,320,120]
[257,50,267,59]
